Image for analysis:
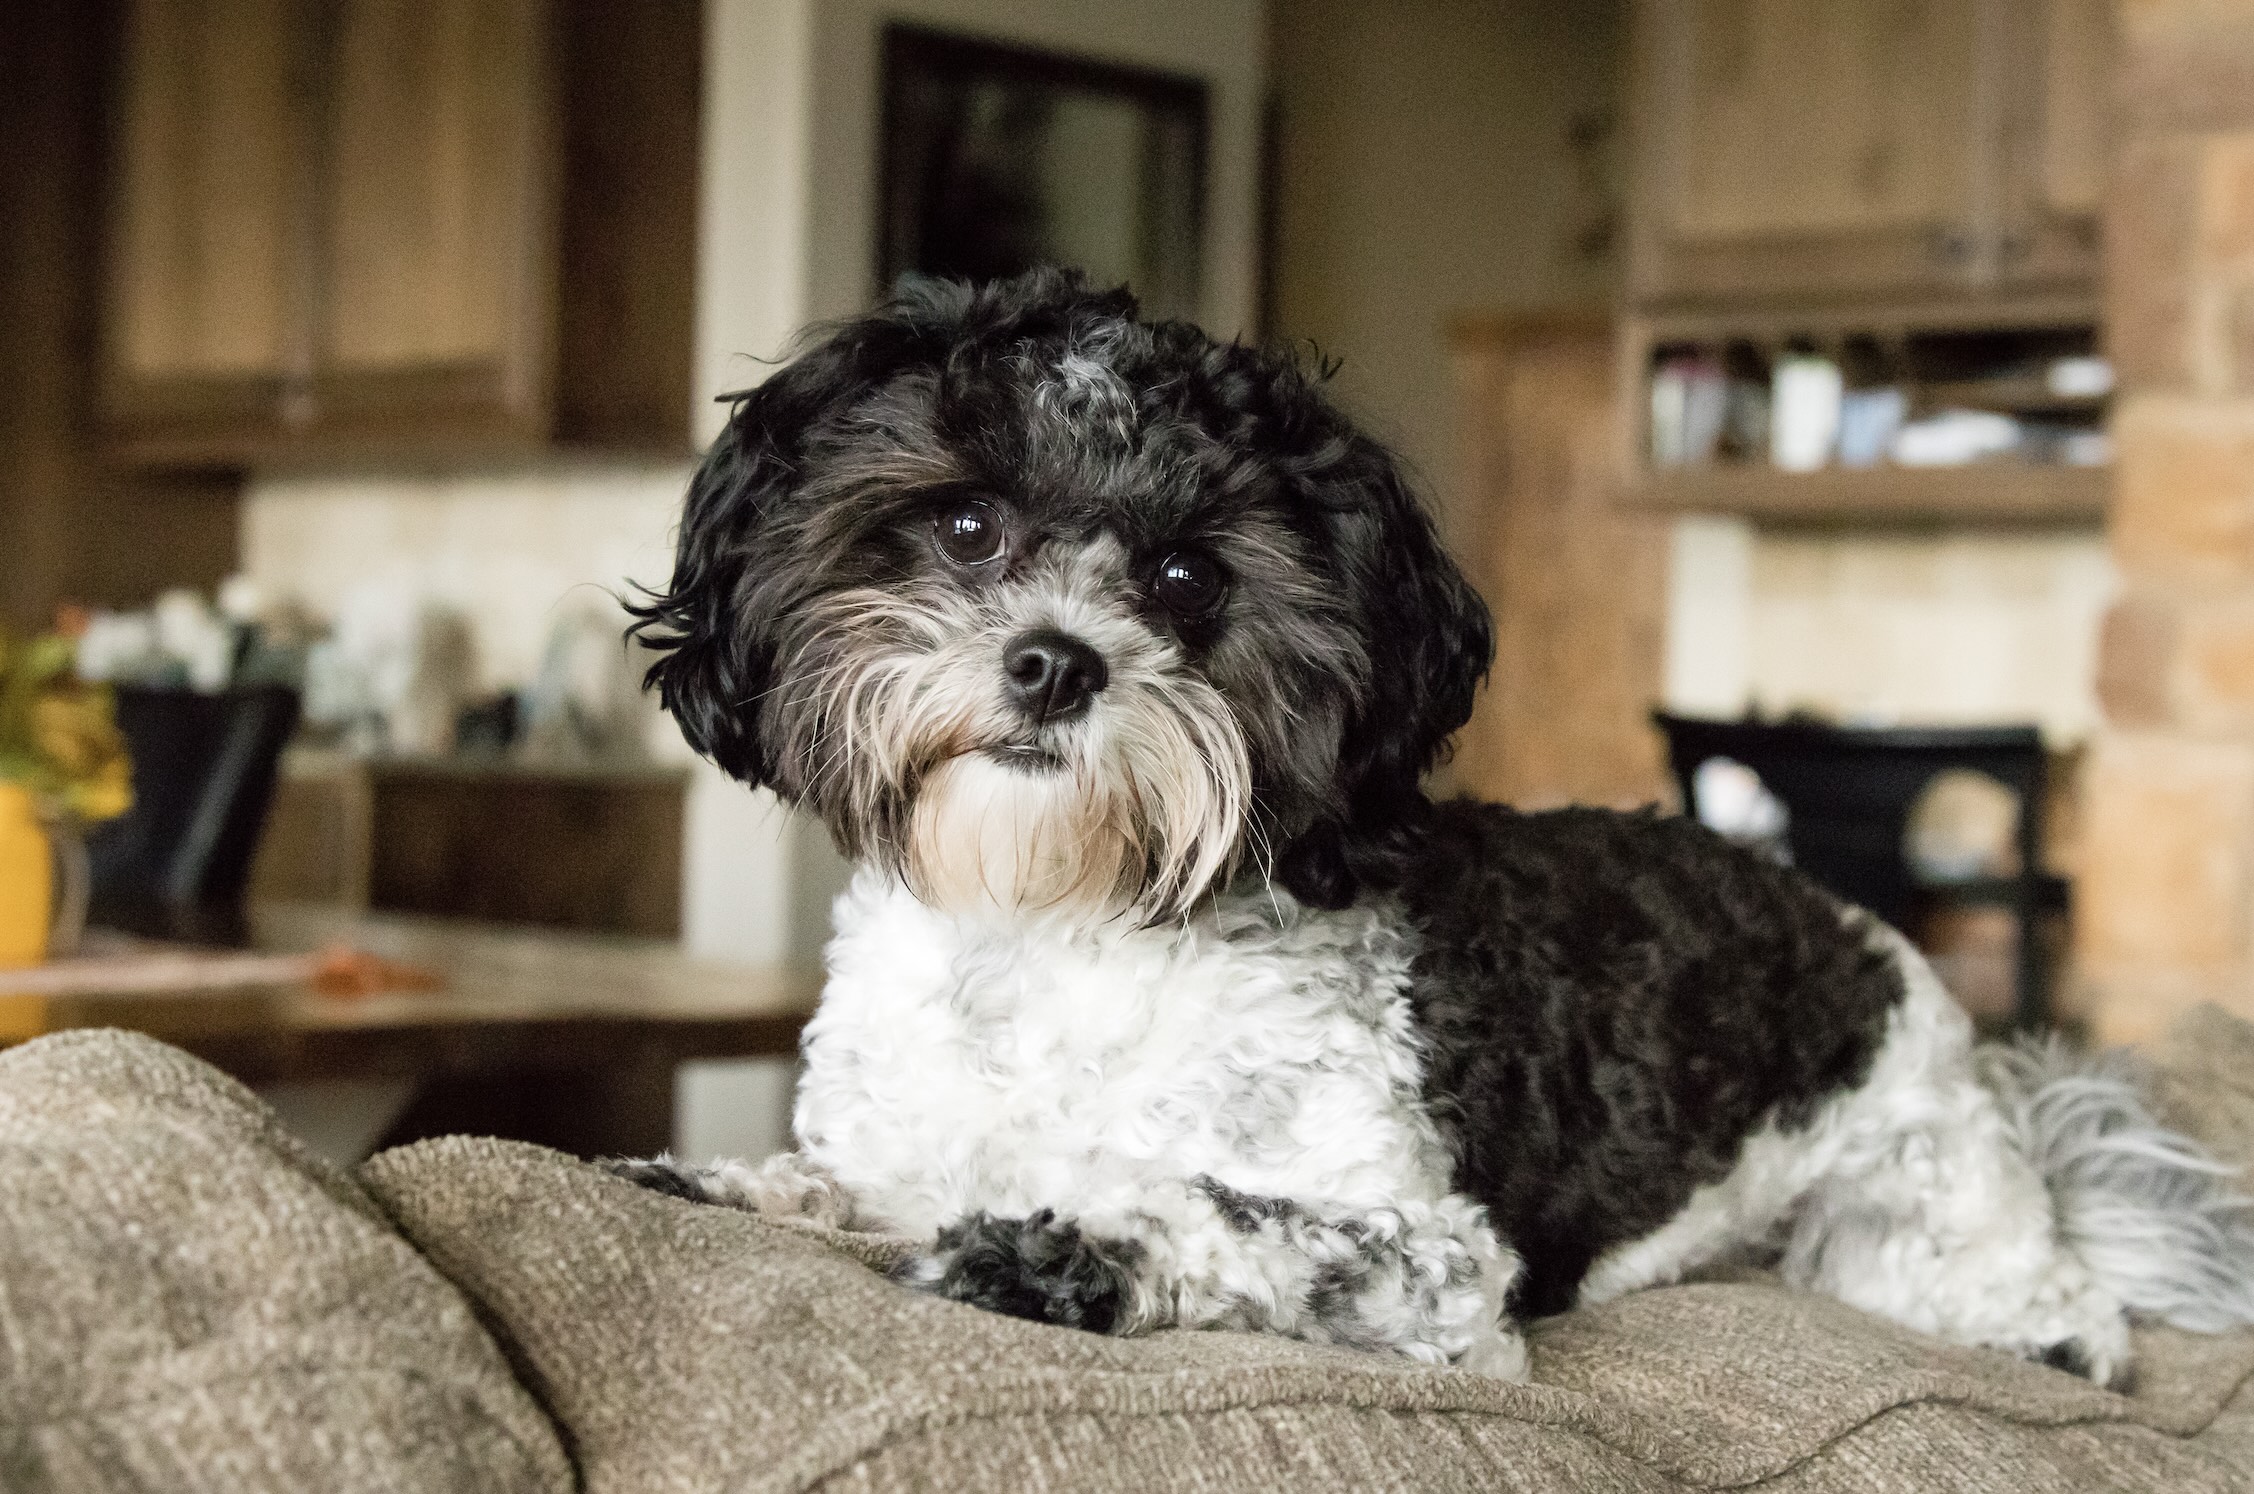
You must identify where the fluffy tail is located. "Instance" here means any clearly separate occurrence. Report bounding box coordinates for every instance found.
[1979,1040,2254,1333]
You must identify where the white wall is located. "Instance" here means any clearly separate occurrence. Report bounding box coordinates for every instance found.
[695,0,819,448]
[1268,0,1625,531]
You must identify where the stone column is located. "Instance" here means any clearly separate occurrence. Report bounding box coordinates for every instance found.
[2079,1,2254,1042]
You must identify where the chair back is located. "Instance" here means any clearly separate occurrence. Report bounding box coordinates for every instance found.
[1650,712,2045,928]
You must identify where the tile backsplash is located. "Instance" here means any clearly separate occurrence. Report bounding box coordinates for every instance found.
[241,458,692,705]
[239,456,849,978]
[1666,518,2115,743]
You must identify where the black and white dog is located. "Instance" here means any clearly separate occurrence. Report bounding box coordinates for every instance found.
[618,269,2254,1384]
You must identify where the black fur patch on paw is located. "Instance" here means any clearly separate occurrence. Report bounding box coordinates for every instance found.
[603,1158,707,1202]
[910,1210,1143,1334]
[2037,1340,2133,1392]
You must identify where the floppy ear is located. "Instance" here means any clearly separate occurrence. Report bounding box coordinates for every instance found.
[629,311,936,784]
[629,422,779,783]
[1276,431,1493,906]
[1336,434,1494,812]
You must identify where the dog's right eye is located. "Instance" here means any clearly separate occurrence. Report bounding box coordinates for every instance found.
[933,502,1005,566]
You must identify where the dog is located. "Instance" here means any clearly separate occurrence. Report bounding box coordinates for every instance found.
[614,268,2254,1384]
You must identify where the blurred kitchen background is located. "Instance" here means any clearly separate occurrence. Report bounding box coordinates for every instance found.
[6,0,2242,1164]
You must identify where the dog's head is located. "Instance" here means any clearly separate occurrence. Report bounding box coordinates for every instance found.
[634,269,1490,921]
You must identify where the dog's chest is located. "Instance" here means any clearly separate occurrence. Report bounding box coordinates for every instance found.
[794,872,1455,1236]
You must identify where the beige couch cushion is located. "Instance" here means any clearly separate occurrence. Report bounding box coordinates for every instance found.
[360,1085,2254,1494]
[9,1011,2251,1493]
[0,1029,571,1494]
[2152,1002,2254,1170]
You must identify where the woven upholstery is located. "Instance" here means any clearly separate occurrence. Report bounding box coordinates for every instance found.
[6,1014,2252,1492]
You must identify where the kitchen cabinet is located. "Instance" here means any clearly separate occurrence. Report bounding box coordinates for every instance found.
[1614,1,2115,523]
[1628,0,2112,307]
[105,0,313,453]
[100,0,699,464]
[2001,0,2113,289]
[249,753,689,938]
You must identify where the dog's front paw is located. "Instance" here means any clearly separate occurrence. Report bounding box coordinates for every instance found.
[901,1210,1143,1334]
[2036,1333,2136,1393]
[602,1155,712,1202]
[601,1151,862,1228]
[1451,1320,1531,1381]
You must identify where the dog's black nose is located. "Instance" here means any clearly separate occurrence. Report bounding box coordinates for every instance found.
[1003,629,1108,724]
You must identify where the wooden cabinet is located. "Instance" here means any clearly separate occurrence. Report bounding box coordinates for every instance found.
[2000,0,2113,288]
[100,0,698,464]
[312,0,553,442]
[1629,0,2112,307]
[106,0,314,448]
[250,753,688,937]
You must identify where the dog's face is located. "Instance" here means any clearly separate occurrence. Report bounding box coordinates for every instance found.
[635,270,1491,921]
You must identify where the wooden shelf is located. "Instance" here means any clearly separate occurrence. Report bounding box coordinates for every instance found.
[1913,374,2106,417]
[1634,294,2102,344]
[1618,462,2110,525]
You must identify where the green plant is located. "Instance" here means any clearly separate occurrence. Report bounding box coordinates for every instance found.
[0,629,131,823]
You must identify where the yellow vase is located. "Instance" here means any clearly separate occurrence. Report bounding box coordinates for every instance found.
[0,784,52,969]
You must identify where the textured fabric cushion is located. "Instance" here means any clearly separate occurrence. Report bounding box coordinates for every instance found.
[2152,1002,2254,1171]
[0,1029,571,1494]
[359,1018,2254,1494]
[12,1013,2254,1493]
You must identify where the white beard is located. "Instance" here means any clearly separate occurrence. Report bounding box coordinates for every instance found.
[804,539,1253,924]
[906,754,1139,920]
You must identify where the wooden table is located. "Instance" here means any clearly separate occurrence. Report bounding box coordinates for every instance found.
[0,903,823,1157]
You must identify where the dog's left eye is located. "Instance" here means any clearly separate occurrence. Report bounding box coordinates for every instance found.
[933,502,1005,566]
[1152,551,1227,617]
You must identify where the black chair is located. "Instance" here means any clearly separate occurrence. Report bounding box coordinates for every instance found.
[86,684,301,944]
[1651,712,2065,1030]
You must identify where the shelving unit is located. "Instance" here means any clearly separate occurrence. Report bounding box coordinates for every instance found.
[1626,462,2108,526]
[1614,298,2111,525]
[1614,0,2114,527]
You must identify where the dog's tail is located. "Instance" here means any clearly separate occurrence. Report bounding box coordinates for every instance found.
[1979,1040,2254,1332]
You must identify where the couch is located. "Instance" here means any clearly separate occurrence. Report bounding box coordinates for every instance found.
[2,1014,2250,1492]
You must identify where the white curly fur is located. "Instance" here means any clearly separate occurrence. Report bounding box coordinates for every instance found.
[1979,1038,2254,1335]
[792,868,1527,1378]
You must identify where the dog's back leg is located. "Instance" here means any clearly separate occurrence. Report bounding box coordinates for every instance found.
[1782,926,2132,1384]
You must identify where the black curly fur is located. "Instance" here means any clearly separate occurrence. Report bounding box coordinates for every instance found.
[601,1157,709,1202]
[627,267,1490,907]
[914,1210,1145,1333]
[1392,802,1903,1317]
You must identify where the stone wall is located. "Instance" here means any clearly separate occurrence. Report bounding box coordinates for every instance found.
[2078,0,2254,1040]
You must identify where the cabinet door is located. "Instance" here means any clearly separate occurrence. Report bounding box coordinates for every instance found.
[1629,0,2005,304]
[311,0,554,445]
[101,0,317,457]
[1997,0,2111,288]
